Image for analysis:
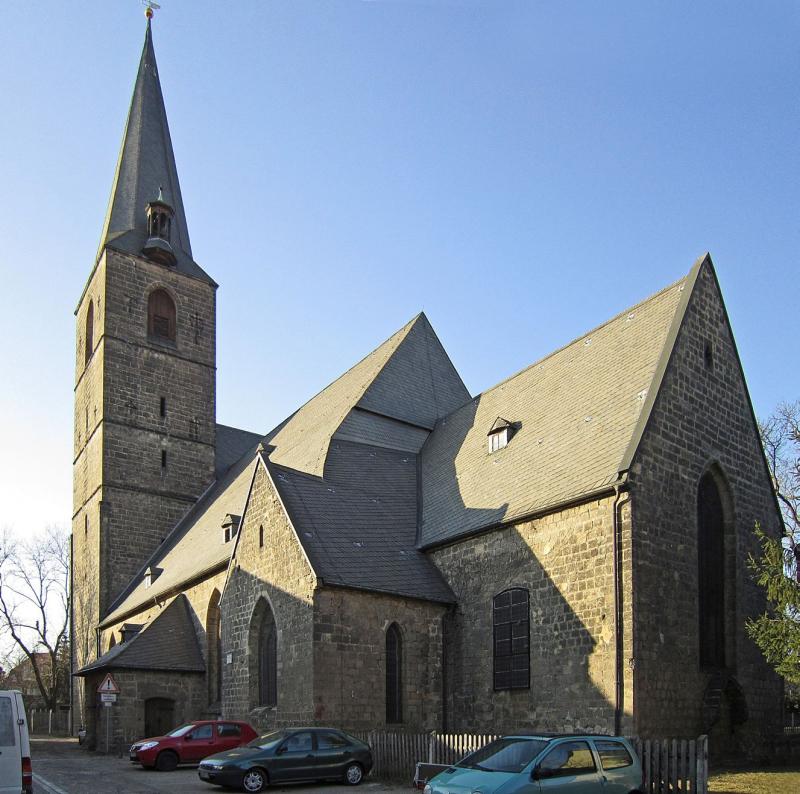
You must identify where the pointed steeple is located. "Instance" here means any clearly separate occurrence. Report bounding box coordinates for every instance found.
[97,18,213,283]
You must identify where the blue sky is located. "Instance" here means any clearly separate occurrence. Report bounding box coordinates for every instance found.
[0,1,797,538]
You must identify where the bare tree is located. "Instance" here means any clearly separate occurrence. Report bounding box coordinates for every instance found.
[746,402,800,683]
[0,526,70,710]
[759,401,800,575]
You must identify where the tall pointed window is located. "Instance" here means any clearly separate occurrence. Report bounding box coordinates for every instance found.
[84,301,94,365]
[493,588,530,690]
[206,590,222,707]
[386,623,402,723]
[148,289,176,342]
[249,598,277,708]
[698,472,726,669]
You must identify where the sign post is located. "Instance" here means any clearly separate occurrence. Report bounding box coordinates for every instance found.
[96,674,121,751]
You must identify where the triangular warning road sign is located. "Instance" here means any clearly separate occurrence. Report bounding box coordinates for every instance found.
[97,673,120,694]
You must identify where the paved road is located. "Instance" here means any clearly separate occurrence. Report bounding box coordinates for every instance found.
[30,738,410,794]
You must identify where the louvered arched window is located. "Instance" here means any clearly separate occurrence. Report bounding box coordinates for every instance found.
[493,588,530,690]
[147,289,176,342]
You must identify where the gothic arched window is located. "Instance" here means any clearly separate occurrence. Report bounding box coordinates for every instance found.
[147,289,176,342]
[386,623,402,724]
[248,598,277,708]
[84,301,94,365]
[206,590,222,707]
[698,472,726,669]
[493,588,530,690]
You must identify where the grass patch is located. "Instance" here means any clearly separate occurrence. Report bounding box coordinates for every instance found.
[708,766,800,794]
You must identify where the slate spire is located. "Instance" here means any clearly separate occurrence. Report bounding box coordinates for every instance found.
[97,18,213,282]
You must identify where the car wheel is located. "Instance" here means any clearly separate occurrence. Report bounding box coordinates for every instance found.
[242,767,268,792]
[344,763,364,785]
[155,750,179,771]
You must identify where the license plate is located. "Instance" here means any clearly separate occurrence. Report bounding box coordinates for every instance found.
[199,770,210,779]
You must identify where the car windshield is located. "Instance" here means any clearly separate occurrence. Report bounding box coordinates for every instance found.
[166,724,196,737]
[248,730,286,749]
[456,738,548,773]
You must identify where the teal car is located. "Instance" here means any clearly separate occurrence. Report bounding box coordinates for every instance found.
[424,735,642,794]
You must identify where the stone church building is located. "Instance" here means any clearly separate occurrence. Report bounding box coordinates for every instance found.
[72,20,782,755]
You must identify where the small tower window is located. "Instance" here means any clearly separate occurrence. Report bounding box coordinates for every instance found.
[161,449,167,469]
[259,525,264,548]
[160,397,166,418]
[488,417,515,453]
[84,301,94,366]
[148,289,176,342]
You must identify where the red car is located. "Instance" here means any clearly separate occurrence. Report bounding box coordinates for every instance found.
[130,720,258,771]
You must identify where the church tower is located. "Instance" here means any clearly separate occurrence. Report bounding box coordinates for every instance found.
[72,15,217,694]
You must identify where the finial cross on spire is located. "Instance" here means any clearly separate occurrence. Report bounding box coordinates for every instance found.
[142,0,161,20]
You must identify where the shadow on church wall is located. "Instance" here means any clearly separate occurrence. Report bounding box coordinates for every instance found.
[421,395,621,734]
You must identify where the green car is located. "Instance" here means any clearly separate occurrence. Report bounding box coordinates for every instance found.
[198,727,373,792]
[424,734,643,794]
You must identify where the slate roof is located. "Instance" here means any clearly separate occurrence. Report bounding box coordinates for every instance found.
[100,259,708,619]
[77,595,204,675]
[96,20,214,284]
[101,423,263,627]
[215,424,264,478]
[267,313,470,476]
[269,440,454,603]
[418,264,696,547]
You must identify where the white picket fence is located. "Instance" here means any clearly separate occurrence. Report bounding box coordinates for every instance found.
[355,731,709,793]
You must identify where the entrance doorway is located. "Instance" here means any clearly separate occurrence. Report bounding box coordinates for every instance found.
[144,697,175,738]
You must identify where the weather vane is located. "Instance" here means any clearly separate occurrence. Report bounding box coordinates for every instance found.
[142,0,161,19]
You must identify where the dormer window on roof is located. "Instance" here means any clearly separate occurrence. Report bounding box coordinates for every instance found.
[222,514,242,544]
[143,566,161,588]
[488,417,515,453]
[143,187,177,266]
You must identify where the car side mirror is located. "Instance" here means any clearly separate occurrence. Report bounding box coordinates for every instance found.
[184,734,193,741]
[532,766,551,781]
[277,745,288,754]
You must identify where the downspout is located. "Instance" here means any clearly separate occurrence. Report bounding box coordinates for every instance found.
[69,532,74,734]
[612,478,631,736]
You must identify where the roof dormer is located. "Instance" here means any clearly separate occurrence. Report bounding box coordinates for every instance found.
[488,417,515,453]
[222,514,242,544]
[143,566,162,588]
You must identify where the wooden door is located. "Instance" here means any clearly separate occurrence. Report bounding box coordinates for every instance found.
[144,697,175,738]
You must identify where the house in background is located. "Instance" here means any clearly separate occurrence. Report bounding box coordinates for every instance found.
[71,19,783,758]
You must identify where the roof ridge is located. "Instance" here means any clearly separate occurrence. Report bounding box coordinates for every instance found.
[266,315,421,441]
[616,252,709,473]
[103,442,260,618]
[437,271,690,423]
[216,422,263,435]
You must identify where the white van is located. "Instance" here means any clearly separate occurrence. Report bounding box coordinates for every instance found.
[0,691,32,794]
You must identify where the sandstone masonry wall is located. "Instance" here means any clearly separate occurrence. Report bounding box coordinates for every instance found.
[430,496,633,735]
[83,669,205,753]
[312,588,446,731]
[73,247,218,730]
[222,461,317,730]
[629,260,783,748]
